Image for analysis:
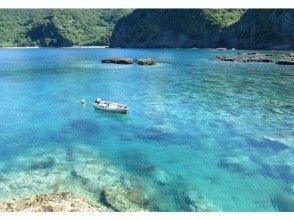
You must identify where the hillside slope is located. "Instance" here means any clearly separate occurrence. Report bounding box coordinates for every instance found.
[110,9,244,48]
[223,9,294,49]
[0,9,132,47]
[110,9,294,49]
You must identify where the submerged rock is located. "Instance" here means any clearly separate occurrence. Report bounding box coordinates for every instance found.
[136,128,174,143]
[67,119,100,136]
[101,57,133,64]
[99,189,119,211]
[120,150,156,175]
[261,160,294,183]
[271,192,294,211]
[186,190,221,211]
[147,174,219,211]
[70,170,90,186]
[29,157,55,170]
[153,169,170,186]
[246,137,288,153]
[0,144,151,211]
[99,185,147,211]
[0,192,106,212]
[217,155,257,174]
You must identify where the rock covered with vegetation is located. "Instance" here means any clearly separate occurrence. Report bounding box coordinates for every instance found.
[110,9,294,49]
[0,9,132,47]
[1,9,293,49]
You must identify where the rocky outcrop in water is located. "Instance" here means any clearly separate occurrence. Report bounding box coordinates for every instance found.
[137,58,157,65]
[215,55,274,63]
[214,52,294,65]
[101,57,133,64]
[102,57,157,65]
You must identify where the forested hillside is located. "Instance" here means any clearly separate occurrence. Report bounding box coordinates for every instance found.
[0,9,132,47]
[1,9,293,49]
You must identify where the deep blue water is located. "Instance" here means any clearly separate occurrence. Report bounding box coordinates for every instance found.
[0,48,293,211]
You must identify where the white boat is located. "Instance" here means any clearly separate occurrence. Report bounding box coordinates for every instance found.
[93,98,128,114]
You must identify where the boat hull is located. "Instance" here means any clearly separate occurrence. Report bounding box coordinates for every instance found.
[93,103,128,114]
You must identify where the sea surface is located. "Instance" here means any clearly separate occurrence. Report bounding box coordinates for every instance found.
[0,48,293,211]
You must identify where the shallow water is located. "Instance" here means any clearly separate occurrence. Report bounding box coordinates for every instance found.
[0,48,293,211]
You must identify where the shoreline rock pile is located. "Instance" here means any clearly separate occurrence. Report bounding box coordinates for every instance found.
[0,192,104,212]
[215,55,273,63]
[102,57,157,65]
[214,52,294,65]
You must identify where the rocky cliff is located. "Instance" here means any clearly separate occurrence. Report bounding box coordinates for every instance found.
[223,9,294,49]
[110,9,294,49]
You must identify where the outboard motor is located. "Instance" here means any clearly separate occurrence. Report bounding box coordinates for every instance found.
[95,98,102,104]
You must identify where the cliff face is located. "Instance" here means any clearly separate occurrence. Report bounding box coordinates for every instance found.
[110,9,294,49]
[110,9,225,48]
[223,10,294,49]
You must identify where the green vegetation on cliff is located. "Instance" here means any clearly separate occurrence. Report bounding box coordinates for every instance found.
[202,9,245,27]
[110,9,245,48]
[0,9,132,47]
[1,9,293,49]
[110,9,294,49]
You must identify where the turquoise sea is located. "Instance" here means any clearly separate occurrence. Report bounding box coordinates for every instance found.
[0,48,293,211]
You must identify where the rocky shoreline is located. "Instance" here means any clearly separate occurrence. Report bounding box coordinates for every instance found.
[214,52,294,65]
[0,192,105,212]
